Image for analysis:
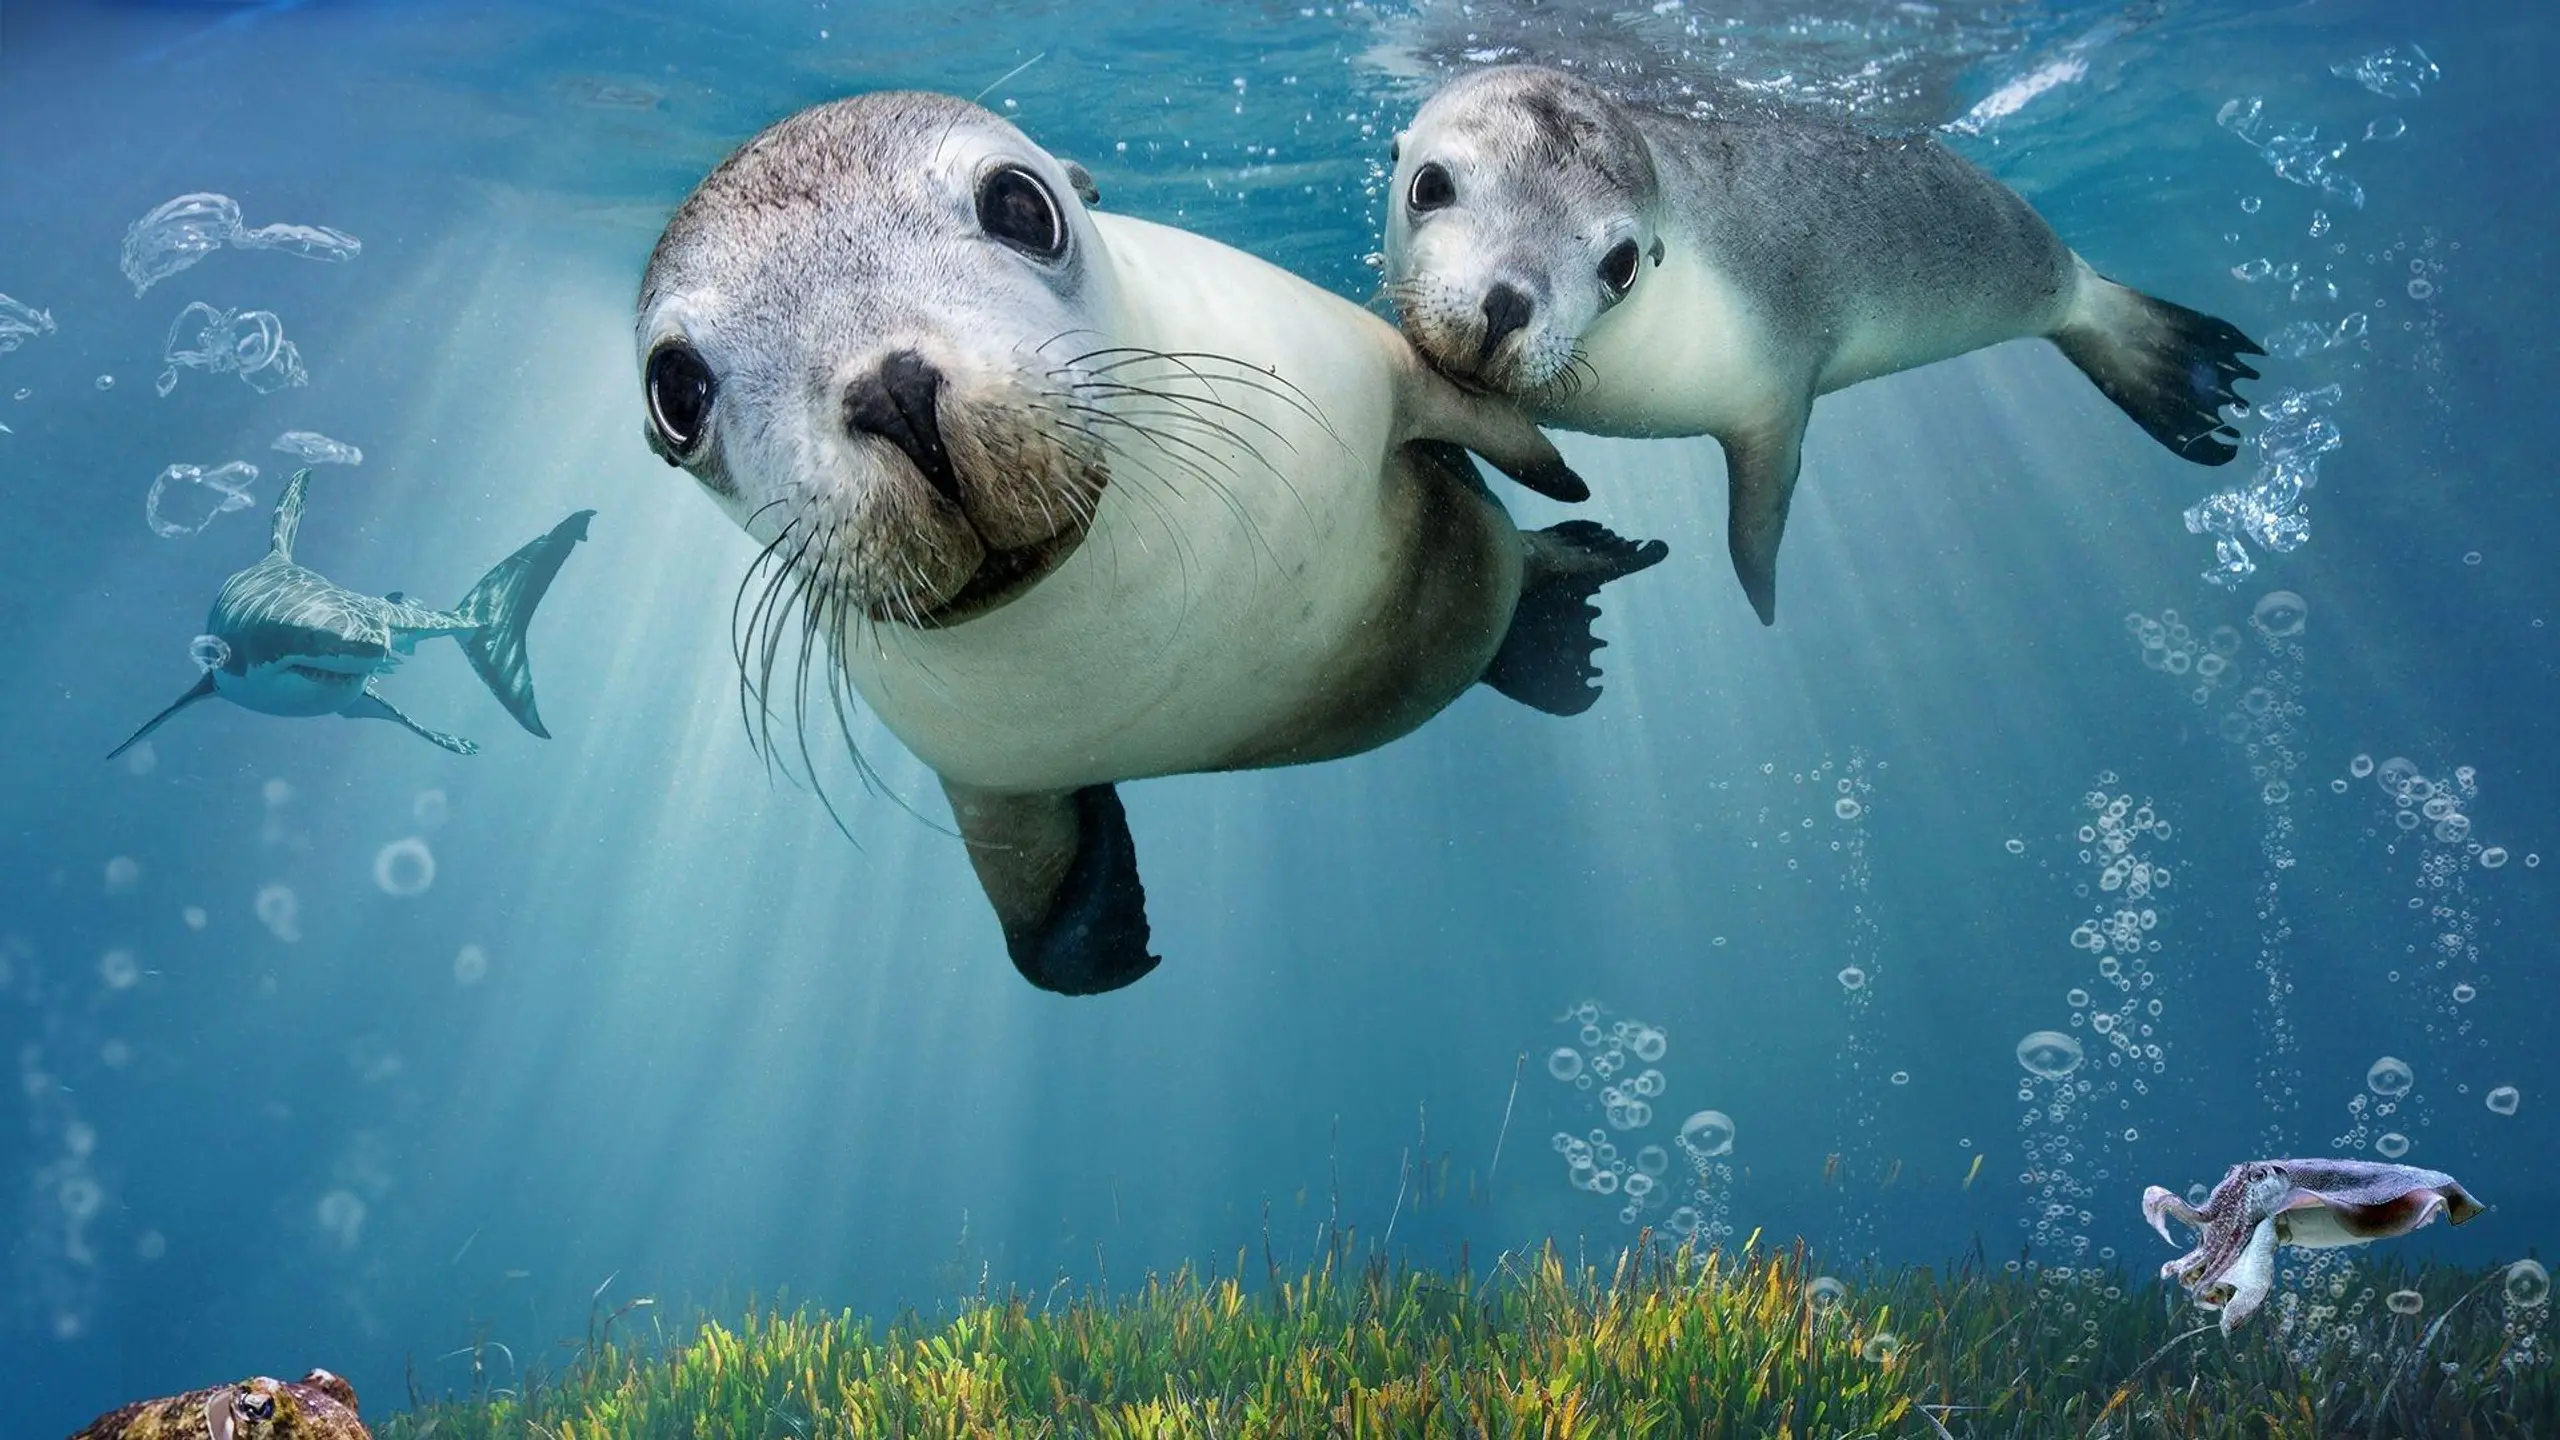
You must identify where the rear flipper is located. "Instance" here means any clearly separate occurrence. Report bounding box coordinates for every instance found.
[456,510,596,738]
[351,681,479,755]
[943,779,1161,996]
[2054,274,2263,465]
[1482,520,1669,716]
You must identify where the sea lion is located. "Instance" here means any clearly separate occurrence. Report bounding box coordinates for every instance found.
[636,91,1665,995]
[1383,64,2264,624]
[67,1368,370,1440]
[108,469,593,759]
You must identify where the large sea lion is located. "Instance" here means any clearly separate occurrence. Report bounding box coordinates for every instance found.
[1383,64,2264,624]
[636,92,1665,995]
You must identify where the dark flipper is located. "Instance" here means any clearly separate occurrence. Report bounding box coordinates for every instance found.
[107,672,218,760]
[944,780,1160,996]
[455,510,595,738]
[1721,414,1807,628]
[1482,520,1669,716]
[2055,277,2263,465]
[350,681,479,755]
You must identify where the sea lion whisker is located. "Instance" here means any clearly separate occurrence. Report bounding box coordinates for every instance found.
[1062,404,1280,562]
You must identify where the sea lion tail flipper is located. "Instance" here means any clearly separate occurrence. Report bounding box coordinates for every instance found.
[1722,417,1806,628]
[455,510,596,738]
[944,780,1161,995]
[1394,353,1589,502]
[350,680,479,755]
[107,671,219,760]
[1483,521,1669,716]
[2055,275,2263,466]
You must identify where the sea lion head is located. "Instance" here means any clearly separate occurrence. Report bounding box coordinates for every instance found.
[1384,66,1662,399]
[637,91,1118,630]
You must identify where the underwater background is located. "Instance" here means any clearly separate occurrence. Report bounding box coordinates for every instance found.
[2,0,2553,1430]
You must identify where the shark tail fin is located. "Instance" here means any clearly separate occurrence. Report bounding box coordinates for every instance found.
[455,510,595,739]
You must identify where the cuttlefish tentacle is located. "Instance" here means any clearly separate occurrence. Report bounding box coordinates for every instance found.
[2142,1158,2484,1333]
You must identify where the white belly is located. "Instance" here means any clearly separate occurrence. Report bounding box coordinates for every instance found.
[843,218,1420,795]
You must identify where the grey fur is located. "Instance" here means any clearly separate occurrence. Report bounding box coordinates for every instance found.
[1387,65,2259,624]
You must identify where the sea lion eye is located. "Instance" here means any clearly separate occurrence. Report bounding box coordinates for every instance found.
[977,164,1065,259]
[1408,162,1455,213]
[1599,239,1641,298]
[645,342,715,459]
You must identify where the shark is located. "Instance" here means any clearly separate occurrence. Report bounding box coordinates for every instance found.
[109,468,594,759]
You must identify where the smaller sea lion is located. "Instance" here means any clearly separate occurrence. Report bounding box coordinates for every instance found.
[1384,65,2265,624]
[66,1368,369,1440]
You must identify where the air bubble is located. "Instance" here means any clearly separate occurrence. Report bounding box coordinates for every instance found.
[372,837,436,897]
[2366,1056,2414,1098]
[1548,1047,1583,1082]
[2487,1086,2520,1116]
[2375,1132,2411,1159]
[1677,1110,1735,1158]
[2506,1260,2550,1309]
[2017,1031,2085,1079]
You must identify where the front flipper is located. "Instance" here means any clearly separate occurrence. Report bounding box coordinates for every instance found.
[1393,349,1589,502]
[349,680,479,755]
[1483,520,1668,716]
[943,779,1160,995]
[108,672,218,760]
[1719,408,1809,627]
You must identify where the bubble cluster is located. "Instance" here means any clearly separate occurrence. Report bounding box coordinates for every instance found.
[1544,1002,1700,1229]
[2184,387,2343,586]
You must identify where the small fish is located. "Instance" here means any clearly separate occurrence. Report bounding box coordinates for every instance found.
[67,1367,369,1440]
[108,469,592,760]
[1962,1153,1985,1190]
[2143,1157,2484,1332]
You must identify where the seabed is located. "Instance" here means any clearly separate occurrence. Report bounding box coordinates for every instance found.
[382,1237,2554,1439]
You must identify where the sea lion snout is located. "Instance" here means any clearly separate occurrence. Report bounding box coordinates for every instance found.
[843,350,959,505]
[1477,281,1533,365]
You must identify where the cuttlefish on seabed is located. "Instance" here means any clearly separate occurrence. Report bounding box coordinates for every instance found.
[2144,1158,2485,1332]
[66,1367,371,1440]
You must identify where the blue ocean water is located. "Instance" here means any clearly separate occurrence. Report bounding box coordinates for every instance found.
[3,0,2553,1428]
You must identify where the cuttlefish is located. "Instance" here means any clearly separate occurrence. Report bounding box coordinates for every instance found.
[66,1367,370,1440]
[2144,1158,2485,1332]
[108,468,594,760]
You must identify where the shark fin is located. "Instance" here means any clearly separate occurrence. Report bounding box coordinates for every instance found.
[270,468,314,561]
[455,510,594,738]
[107,672,218,761]
[351,681,479,755]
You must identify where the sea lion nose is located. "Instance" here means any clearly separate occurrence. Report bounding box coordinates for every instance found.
[1478,282,1533,363]
[843,350,960,503]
